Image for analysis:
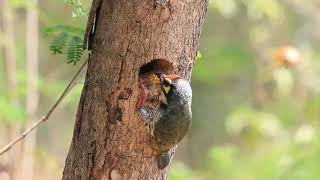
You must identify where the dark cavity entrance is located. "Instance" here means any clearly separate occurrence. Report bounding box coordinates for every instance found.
[139,59,173,75]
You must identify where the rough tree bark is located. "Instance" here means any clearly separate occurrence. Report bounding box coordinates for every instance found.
[62,0,208,179]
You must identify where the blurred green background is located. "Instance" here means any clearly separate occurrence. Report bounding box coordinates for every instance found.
[1,0,320,179]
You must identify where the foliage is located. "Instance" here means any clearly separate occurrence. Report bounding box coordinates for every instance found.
[49,32,68,55]
[66,36,83,65]
[64,0,87,18]
[45,25,85,65]
[45,0,88,65]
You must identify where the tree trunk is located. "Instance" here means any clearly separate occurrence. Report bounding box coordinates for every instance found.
[62,0,208,179]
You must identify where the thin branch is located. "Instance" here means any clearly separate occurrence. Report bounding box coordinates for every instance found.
[0,59,88,156]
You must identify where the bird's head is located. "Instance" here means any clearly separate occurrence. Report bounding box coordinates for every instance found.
[158,74,181,94]
[156,73,192,103]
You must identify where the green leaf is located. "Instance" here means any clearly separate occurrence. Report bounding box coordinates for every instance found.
[195,51,203,61]
[50,32,69,55]
[44,25,84,37]
[67,36,83,65]
[46,25,85,64]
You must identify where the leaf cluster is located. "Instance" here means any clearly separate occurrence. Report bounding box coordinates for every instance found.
[45,25,85,65]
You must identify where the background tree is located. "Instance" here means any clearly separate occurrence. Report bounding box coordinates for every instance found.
[19,0,39,179]
[0,0,20,179]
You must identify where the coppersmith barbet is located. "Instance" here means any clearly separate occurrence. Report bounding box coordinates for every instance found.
[137,73,192,169]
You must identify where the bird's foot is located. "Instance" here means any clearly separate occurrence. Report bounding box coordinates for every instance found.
[138,107,151,124]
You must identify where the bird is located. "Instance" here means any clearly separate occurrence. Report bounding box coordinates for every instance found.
[137,73,192,169]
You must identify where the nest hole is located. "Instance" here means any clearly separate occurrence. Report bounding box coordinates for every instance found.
[139,59,173,75]
[137,59,173,109]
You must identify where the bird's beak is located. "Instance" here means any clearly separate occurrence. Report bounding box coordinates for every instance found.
[155,73,181,82]
[162,74,181,94]
[155,74,180,94]
[163,74,181,81]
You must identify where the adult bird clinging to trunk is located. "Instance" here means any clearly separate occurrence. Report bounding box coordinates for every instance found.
[137,73,192,169]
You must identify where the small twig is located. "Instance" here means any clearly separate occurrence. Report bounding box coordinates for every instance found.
[0,59,88,156]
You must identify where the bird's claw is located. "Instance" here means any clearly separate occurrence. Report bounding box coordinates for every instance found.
[138,107,151,123]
